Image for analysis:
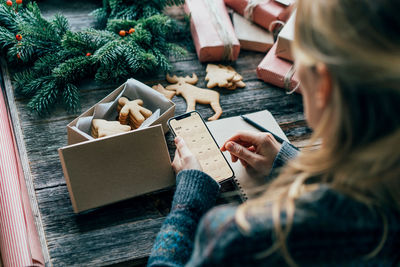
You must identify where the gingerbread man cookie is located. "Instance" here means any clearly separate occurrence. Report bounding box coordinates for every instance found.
[117,97,153,129]
[91,119,131,138]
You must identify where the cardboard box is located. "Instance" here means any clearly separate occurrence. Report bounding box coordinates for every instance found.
[257,43,301,94]
[275,10,295,62]
[224,0,294,31]
[185,0,240,62]
[232,12,274,52]
[58,79,176,213]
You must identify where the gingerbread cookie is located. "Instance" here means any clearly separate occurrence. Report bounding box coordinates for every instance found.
[205,64,235,88]
[91,119,131,138]
[117,97,153,129]
[205,64,246,90]
[152,84,176,100]
[165,73,222,121]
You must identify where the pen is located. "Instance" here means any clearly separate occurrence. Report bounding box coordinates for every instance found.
[240,115,286,144]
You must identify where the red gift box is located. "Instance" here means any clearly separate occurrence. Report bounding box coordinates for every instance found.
[257,43,301,94]
[185,0,240,62]
[224,0,294,31]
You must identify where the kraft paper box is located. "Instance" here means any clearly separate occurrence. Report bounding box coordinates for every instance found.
[185,0,240,62]
[232,12,274,52]
[225,0,294,31]
[58,79,176,213]
[257,43,301,94]
[275,10,295,61]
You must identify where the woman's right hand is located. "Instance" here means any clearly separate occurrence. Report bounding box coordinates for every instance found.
[220,131,281,177]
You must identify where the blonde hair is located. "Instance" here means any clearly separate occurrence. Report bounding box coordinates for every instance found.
[236,0,400,265]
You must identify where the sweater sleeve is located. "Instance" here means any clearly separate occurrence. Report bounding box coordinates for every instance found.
[268,141,299,180]
[147,169,220,267]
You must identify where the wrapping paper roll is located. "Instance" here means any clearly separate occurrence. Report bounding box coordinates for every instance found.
[0,87,44,267]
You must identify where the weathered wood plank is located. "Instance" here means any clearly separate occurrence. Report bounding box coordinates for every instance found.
[0,1,311,266]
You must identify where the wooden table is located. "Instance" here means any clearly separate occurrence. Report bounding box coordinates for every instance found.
[0,1,310,266]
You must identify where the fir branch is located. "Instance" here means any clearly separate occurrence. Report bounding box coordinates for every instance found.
[52,14,70,37]
[62,83,80,112]
[27,80,59,115]
[52,56,95,84]
[0,26,16,49]
[0,4,20,32]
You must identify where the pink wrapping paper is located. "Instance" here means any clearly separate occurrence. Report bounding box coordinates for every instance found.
[185,0,240,62]
[257,43,301,94]
[0,88,44,267]
[224,0,293,31]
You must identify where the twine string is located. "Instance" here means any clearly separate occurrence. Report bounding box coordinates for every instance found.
[284,65,300,94]
[203,0,234,61]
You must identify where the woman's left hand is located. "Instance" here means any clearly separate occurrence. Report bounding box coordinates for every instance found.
[172,136,202,174]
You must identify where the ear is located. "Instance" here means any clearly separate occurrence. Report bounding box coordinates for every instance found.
[315,63,333,109]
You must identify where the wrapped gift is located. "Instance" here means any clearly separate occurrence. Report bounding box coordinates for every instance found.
[232,12,274,52]
[257,43,301,94]
[225,0,294,31]
[275,10,295,61]
[185,0,240,62]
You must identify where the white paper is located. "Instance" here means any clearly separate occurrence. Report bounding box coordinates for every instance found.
[74,79,171,138]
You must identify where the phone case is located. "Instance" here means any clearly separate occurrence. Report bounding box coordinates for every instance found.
[168,111,234,182]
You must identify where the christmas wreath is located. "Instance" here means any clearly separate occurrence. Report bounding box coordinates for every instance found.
[0,0,187,115]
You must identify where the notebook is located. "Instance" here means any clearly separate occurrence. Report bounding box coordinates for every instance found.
[206,110,289,201]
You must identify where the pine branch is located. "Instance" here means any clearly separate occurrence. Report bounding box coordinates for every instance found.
[0,26,16,49]
[27,80,59,115]
[62,83,80,112]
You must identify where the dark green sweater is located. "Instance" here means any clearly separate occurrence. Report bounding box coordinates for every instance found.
[147,142,400,266]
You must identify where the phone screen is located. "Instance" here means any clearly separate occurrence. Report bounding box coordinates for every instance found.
[168,111,234,182]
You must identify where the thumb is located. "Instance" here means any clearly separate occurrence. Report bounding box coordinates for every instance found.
[225,141,260,167]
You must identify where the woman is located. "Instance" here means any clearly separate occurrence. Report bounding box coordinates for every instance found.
[148,0,400,266]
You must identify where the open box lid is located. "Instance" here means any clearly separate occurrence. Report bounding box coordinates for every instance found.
[67,79,176,145]
[58,124,175,213]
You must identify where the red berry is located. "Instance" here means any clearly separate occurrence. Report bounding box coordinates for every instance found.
[17,53,20,59]
[119,30,126,37]
[128,28,135,34]
[16,34,22,41]
[16,0,22,4]
[6,0,12,6]
[86,52,91,57]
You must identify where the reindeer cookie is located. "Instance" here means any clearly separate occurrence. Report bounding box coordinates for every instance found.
[165,73,222,121]
[91,119,131,138]
[117,97,153,129]
[152,84,176,100]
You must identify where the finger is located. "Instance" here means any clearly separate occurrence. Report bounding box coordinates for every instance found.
[222,131,261,150]
[172,150,181,173]
[175,136,193,159]
[248,146,256,152]
[231,153,238,162]
[225,141,260,167]
[239,159,248,168]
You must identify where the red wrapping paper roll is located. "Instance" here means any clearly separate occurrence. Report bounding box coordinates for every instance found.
[0,87,44,267]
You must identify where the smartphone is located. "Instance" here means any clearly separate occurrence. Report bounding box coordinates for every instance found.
[168,111,234,182]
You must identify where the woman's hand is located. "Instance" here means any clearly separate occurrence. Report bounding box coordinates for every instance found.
[221,131,281,176]
[172,136,202,174]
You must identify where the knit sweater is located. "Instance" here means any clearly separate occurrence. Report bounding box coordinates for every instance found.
[147,141,400,266]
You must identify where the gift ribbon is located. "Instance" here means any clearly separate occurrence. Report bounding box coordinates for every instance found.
[284,65,300,94]
[203,0,235,61]
[245,0,287,32]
